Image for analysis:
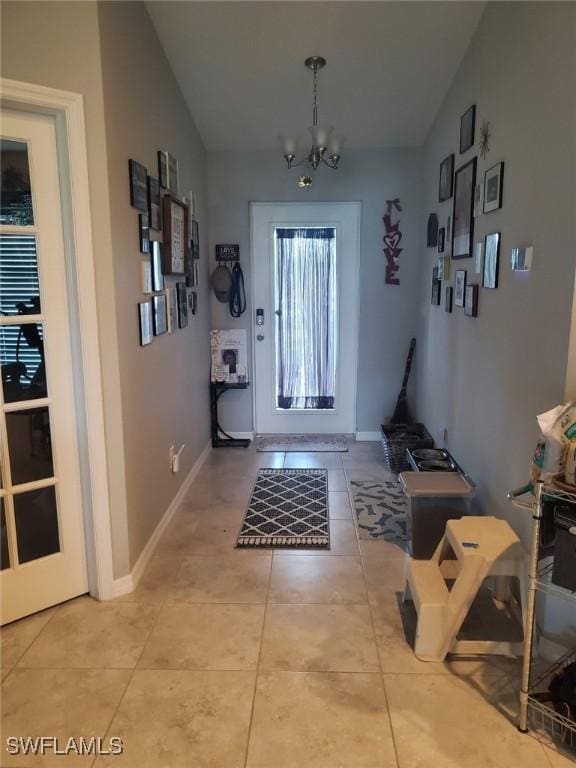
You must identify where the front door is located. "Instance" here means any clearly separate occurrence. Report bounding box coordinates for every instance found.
[251,202,360,434]
[0,109,87,624]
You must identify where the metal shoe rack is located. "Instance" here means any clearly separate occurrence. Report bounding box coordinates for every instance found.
[509,481,576,752]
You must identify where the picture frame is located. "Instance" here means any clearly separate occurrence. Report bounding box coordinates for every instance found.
[427,213,439,248]
[431,266,441,306]
[157,151,169,190]
[438,154,454,202]
[162,195,188,275]
[168,154,178,195]
[151,241,164,292]
[446,215,452,247]
[483,161,504,213]
[191,219,200,259]
[128,159,148,212]
[474,181,484,218]
[437,227,445,254]
[438,254,451,281]
[474,241,484,274]
[165,287,177,333]
[483,231,501,289]
[152,293,168,336]
[177,282,188,328]
[188,290,197,315]
[147,176,162,231]
[452,157,477,259]
[464,284,479,317]
[138,301,153,346]
[138,213,150,254]
[454,269,467,307]
[185,246,194,287]
[445,286,453,313]
[460,105,476,154]
[141,260,152,294]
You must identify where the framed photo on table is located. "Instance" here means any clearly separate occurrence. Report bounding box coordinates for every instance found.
[452,157,477,259]
[162,195,188,275]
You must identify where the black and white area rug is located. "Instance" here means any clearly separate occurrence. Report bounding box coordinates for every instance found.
[256,435,348,452]
[237,469,330,549]
[350,479,409,551]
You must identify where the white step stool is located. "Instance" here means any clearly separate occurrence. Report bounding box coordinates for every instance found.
[404,516,527,662]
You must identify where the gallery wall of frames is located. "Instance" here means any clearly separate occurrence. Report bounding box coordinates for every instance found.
[128,151,201,346]
[427,104,518,319]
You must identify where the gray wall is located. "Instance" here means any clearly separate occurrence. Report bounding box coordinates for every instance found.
[417,1,576,546]
[97,2,211,568]
[207,149,423,434]
[2,1,212,574]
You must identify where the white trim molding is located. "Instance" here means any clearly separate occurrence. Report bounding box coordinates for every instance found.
[113,441,212,597]
[355,431,382,442]
[1,79,116,599]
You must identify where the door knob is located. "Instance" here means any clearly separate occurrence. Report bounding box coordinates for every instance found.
[257,334,264,341]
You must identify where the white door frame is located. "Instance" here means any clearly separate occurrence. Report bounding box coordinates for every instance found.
[1,79,115,600]
[250,202,360,435]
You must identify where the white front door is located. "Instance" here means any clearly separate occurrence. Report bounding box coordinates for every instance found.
[0,109,88,624]
[251,202,360,435]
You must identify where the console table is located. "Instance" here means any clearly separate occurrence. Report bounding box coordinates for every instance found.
[210,381,251,448]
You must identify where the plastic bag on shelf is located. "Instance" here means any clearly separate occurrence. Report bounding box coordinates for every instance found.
[531,402,576,483]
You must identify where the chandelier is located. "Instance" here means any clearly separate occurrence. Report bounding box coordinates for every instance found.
[280,57,344,182]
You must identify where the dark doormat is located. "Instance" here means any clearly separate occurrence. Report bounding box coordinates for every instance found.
[237,469,330,549]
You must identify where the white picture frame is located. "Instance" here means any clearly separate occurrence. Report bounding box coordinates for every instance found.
[454,269,467,308]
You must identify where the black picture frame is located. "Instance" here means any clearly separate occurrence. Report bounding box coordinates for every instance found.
[152,293,168,335]
[438,154,454,202]
[438,227,445,254]
[464,284,479,317]
[151,241,164,292]
[431,267,441,306]
[483,161,504,213]
[188,290,197,315]
[176,282,188,328]
[138,301,153,346]
[454,269,467,307]
[147,176,162,230]
[157,151,169,190]
[128,159,148,212]
[427,213,439,248]
[168,154,179,195]
[460,105,476,154]
[162,195,189,275]
[483,232,501,289]
[191,219,200,259]
[138,213,150,254]
[445,286,453,313]
[452,157,477,259]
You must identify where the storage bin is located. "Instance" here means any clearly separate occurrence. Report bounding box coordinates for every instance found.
[399,471,475,559]
[381,423,434,473]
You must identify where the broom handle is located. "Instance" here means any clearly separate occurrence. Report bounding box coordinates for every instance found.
[400,338,416,393]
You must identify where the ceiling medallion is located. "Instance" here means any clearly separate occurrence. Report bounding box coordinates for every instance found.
[280,56,345,187]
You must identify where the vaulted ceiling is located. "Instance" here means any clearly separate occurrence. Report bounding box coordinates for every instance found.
[146,1,485,150]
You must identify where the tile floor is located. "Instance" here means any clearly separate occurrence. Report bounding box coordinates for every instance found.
[1,442,573,767]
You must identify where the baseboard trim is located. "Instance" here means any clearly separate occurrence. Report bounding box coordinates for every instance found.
[355,431,382,441]
[112,440,211,598]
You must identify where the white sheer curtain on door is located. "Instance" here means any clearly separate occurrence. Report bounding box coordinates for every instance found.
[274,227,337,410]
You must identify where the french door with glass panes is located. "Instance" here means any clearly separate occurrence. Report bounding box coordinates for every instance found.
[0,109,87,624]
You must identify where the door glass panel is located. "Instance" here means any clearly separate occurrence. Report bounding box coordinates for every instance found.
[6,407,53,485]
[274,227,337,410]
[0,234,41,315]
[14,485,60,563]
[0,139,34,225]
[0,499,9,570]
[0,323,46,403]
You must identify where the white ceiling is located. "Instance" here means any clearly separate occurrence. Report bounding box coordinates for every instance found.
[146,1,485,150]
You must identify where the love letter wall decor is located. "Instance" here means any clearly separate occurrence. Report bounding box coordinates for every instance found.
[383,198,403,286]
